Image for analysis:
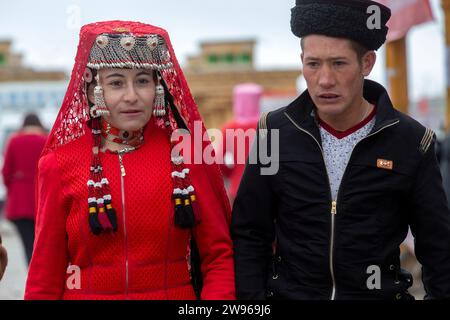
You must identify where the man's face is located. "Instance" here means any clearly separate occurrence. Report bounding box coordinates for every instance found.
[301,35,375,118]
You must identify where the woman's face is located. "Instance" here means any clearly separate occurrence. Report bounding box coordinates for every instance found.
[92,68,156,131]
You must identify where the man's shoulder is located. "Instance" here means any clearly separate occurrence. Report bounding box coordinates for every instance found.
[393,110,435,155]
[395,110,431,136]
[259,106,293,130]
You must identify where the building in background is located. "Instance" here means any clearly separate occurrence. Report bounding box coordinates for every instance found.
[0,39,67,207]
[184,39,300,129]
[0,39,66,82]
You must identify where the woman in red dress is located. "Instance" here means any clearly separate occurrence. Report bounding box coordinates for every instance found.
[24,21,234,300]
[1,113,47,264]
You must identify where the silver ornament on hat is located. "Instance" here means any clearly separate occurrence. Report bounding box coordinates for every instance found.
[95,35,109,49]
[146,36,159,51]
[120,36,136,51]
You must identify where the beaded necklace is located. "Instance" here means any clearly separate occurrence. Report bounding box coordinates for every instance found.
[101,120,144,148]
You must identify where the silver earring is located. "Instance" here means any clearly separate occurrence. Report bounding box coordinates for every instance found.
[153,75,166,117]
[91,74,110,118]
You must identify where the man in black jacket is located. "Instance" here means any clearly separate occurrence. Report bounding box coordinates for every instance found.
[231,0,450,300]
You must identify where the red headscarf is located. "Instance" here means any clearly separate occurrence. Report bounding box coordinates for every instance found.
[43,21,231,225]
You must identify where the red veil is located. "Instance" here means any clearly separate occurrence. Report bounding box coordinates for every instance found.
[43,21,231,222]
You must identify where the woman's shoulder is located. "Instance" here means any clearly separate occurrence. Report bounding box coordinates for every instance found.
[54,133,92,157]
[42,133,92,172]
[39,134,92,182]
[38,151,60,179]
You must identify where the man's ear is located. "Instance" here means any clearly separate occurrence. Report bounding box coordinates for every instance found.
[362,51,376,77]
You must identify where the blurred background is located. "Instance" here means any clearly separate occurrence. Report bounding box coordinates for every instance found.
[0,0,448,299]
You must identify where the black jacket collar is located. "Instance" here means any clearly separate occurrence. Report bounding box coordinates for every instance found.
[284,79,400,141]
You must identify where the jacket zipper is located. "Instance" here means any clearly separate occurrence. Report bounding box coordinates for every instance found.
[118,151,128,298]
[284,112,336,299]
[330,200,337,300]
[284,112,399,300]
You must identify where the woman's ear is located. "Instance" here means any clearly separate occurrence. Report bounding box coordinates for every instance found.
[87,82,95,105]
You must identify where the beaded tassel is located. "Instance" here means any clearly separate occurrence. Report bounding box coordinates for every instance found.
[104,200,118,232]
[88,188,102,235]
[88,117,103,235]
[102,182,118,232]
[87,116,118,235]
[187,185,200,223]
[165,111,197,228]
[96,197,113,231]
[171,168,195,228]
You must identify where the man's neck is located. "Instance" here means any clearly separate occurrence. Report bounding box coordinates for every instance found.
[317,98,373,132]
[22,125,45,135]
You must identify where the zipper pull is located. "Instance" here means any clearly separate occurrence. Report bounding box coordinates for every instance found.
[118,153,126,177]
[331,201,337,215]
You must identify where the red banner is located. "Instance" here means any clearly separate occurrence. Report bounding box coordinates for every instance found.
[377,0,434,42]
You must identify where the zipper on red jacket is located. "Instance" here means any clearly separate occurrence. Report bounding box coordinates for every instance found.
[285,111,399,300]
[118,149,130,298]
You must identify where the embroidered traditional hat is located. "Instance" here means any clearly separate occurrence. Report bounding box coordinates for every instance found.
[87,33,172,70]
[290,0,391,50]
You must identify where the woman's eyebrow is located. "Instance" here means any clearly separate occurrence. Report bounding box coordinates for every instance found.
[136,71,153,76]
[105,73,125,79]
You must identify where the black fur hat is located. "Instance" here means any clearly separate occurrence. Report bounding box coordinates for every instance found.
[291,0,391,50]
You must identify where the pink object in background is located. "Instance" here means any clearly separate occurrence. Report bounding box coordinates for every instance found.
[377,0,434,42]
[233,83,263,124]
[220,83,263,202]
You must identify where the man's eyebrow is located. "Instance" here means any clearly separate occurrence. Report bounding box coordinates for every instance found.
[304,56,348,60]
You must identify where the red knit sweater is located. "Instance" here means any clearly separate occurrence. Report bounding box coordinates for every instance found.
[25,121,235,300]
[1,132,47,220]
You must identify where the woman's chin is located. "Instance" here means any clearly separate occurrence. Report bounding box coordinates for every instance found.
[111,117,150,131]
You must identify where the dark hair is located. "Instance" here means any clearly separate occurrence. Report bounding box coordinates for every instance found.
[301,37,370,62]
[22,113,43,128]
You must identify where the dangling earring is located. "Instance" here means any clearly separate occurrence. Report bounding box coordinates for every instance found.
[90,74,111,118]
[153,74,166,117]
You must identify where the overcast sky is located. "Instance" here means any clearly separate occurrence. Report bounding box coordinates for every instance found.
[0,0,446,101]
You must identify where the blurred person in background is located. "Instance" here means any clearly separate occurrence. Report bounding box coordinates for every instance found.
[218,83,262,204]
[438,127,450,205]
[1,113,47,265]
